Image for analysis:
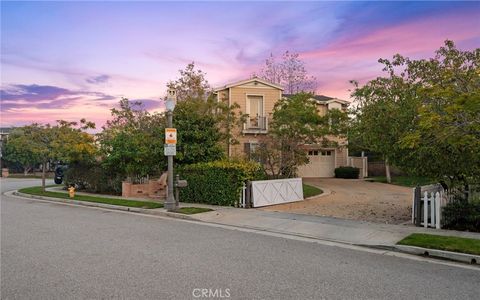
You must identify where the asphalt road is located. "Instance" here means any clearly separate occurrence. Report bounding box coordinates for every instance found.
[1,178,479,299]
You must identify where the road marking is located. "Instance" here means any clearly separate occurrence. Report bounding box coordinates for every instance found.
[5,190,479,271]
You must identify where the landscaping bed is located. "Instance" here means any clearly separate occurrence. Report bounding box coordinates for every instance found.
[18,186,163,209]
[303,184,323,198]
[397,233,480,256]
[175,207,213,215]
[366,176,436,187]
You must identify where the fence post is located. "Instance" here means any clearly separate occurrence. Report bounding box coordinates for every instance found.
[245,181,252,208]
[414,186,422,226]
[435,192,441,229]
[424,191,428,228]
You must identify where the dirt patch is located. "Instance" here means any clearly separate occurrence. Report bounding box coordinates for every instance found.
[261,178,412,224]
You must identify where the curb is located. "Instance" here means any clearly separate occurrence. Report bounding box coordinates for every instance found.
[9,191,479,267]
[11,191,196,221]
[395,245,479,265]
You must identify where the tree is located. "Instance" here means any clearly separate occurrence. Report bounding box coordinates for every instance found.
[398,41,480,187]
[167,62,210,101]
[350,60,419,183]
[3,128,41,175]
[98,98,166,181]
[253,93,348,178]
[174,98,226,165]
[352,40,480,186]
[5,120,96,191]
[257,51,317,94]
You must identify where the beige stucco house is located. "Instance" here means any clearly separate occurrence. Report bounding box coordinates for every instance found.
[214,77,350,177]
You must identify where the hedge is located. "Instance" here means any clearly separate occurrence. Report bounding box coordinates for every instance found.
[442,200,480,232]
[177,160,265,206]
[334,166,360,179]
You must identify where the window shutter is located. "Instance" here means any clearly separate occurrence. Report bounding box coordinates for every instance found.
[244,142,251,159]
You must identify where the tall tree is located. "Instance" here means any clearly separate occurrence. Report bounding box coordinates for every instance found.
[352,40,480,186]
[98,98,166,181]
[257,51,317,94]
[167,62,210,101]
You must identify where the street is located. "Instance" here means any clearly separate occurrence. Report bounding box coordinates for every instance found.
[1,179,479,299]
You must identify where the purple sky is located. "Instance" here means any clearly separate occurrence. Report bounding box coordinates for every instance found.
[1,1,479,128]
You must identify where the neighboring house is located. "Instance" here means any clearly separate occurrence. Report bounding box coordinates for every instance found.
[214,77,349,177]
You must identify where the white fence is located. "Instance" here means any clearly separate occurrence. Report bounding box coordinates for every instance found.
[412,184,446,229]
[249,178,304,208]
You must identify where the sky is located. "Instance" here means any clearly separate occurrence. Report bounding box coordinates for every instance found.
[1,1,479,129]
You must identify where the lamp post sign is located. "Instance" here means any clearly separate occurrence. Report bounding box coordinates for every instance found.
[165,128,177,144]
[164,89,177,211]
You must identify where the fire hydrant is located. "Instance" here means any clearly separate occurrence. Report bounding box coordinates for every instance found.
[68,186,75,198]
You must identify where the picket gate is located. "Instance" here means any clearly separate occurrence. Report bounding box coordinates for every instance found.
[412,184,445,229]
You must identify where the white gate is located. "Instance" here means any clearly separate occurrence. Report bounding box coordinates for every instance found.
[250,178,303,208]
[412,184,446,229]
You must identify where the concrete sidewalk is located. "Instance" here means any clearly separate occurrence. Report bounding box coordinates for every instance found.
[187,207,480,246]
[32,186,480,247]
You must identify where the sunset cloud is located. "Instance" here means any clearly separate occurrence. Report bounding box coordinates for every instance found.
[1,1,479,127]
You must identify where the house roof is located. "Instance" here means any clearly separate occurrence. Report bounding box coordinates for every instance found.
[283,94,349,106]
[213,77,284,92]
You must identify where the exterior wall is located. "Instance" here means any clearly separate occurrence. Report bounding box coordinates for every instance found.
[348,156,368,178]
[223,80,349,178]
[122,177,166,200]
[335,146,348,167]
[228,85,282,158]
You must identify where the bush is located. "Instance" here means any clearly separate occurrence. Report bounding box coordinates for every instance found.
[64,163,123,195]
[178,160,265,206]
[442,200,480,232]
[334,166,360,179]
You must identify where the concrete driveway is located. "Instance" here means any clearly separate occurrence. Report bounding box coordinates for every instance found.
[261,178,412,224]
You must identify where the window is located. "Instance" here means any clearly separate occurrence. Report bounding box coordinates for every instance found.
[247,95,264,128]
[321,151,332,156]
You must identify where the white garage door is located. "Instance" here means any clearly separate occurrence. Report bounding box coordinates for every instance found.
[298,150,335,177]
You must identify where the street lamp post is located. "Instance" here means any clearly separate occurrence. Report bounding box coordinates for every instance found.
[164,89,177,211]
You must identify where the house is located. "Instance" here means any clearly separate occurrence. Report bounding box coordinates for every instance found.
[214,77,349,177]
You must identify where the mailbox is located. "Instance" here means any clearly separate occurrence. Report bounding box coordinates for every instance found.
[176,180,188,188]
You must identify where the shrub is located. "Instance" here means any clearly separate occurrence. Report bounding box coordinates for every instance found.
[442,200,480,232]
[334,166,360,179]
[64,162,123,195]
[178,160,265,206]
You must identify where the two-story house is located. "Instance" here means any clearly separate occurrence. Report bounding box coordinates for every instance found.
[214,77,349,177]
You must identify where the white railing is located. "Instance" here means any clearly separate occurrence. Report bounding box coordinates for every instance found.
[243,116,267,132]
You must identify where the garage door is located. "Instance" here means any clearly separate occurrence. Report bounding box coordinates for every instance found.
[298,150,335,177]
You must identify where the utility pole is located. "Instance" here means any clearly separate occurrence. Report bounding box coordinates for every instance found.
[164,89,177,211]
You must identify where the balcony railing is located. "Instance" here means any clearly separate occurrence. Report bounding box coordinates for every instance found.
[243,116,268,134]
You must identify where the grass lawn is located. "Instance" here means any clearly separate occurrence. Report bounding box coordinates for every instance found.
[174,207,213,215]
[303,184,323,198]
[7,175,52,179]
[18,186,163,209]
[366,176,436,187]
[398,233,480,255]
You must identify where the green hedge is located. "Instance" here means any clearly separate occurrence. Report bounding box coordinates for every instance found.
[334,166,360,179]
[442,200,480,232]
[178,160,265,206]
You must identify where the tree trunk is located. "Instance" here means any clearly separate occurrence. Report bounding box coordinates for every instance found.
[385,158,392,184]
[24,168,29,176]
[41,160,46,192]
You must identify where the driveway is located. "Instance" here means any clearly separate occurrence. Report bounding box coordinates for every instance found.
[261,178,412,224]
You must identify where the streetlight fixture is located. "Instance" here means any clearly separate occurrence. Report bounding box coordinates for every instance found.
[164,89,177,211]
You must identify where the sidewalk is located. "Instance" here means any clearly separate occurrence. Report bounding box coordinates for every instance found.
[187,206,480,247]
[24,187,480,247]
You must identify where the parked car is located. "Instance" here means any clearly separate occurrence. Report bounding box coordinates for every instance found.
[54,165,68,184]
